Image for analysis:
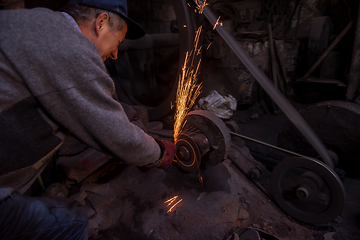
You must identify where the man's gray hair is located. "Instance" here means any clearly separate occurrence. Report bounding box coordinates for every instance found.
[63,4,127,32]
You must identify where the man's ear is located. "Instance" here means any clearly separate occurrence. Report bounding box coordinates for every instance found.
[95,12,110,36]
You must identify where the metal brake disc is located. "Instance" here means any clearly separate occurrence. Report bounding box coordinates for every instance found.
[270,157,345,224]
[175,110,231,172]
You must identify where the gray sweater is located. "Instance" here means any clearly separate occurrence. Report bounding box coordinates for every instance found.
[0,8,161,177]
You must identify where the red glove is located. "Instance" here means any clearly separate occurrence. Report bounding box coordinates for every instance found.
[146,138,176,169]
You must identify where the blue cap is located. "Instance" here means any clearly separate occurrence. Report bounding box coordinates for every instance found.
[68,0,145,39]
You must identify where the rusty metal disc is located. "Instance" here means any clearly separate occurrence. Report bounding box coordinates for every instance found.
[271,157,345,224]
[175,132,202,172]
[185,110,231,165]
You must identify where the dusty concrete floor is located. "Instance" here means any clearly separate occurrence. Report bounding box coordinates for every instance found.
[85,152,319,240]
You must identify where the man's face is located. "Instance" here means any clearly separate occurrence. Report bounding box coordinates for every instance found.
[89,13,128,62]
[96,23,128,61]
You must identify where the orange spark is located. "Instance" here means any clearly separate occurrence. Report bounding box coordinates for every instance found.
[164,196,183,213]
[167,199,183,213]
[194,0,208,14]
[197,46,202,55]
[199,176,203,185]
[213,16,222,30]
[173,26,203,142]
[164,196,178,206]
[206,42,212,50]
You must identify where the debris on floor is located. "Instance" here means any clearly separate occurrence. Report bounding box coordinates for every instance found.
[83,139,320,240]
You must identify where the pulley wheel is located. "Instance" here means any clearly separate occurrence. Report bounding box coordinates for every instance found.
[278,100,360,175]
[271,157,345,224]
[185,110,231,165]
[175,132,202,172]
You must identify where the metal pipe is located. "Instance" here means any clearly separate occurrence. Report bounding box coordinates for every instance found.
[198,1,334,169]
[230,131,308,158]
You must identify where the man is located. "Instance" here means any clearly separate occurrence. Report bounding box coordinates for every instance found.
[0,0,176,239]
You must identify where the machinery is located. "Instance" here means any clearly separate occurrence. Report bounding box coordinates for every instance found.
[105,0,348,226]
[168,0,348,222]
[175,110,346,224]
[270,156,345,224]
[174,110,232,172]
[278,100,360,176]
[272,100,360,223]
[195,0,348,225]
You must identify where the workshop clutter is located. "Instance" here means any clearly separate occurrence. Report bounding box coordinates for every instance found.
[196,90,237,119]
[57,148,112,183]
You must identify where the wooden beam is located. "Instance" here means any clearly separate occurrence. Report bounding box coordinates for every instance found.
[302,21,353,81]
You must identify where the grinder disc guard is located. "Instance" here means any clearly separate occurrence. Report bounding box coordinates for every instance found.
[175,110,231,172]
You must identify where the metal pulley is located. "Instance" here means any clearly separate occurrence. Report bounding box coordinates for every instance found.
[229,130,346,224]
[175,110,231,172]
[270,157,345,224]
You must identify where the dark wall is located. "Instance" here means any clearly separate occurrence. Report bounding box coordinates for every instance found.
[25,0,68,10]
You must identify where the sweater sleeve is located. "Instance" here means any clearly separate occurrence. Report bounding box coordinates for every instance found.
[36,75,161,166]
[0,8,161,166]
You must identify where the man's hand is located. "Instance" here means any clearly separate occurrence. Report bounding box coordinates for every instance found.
[145,138,176,169]
[156,139,176,168]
